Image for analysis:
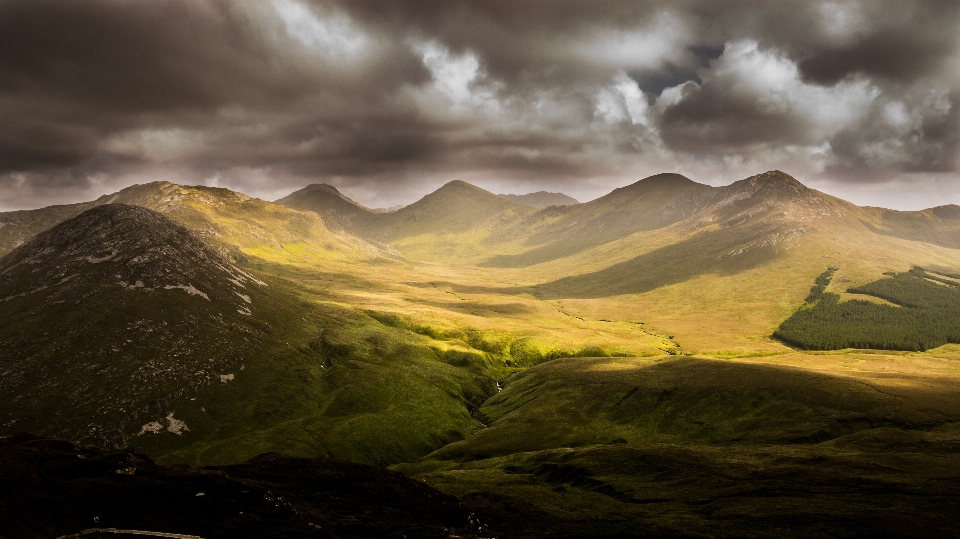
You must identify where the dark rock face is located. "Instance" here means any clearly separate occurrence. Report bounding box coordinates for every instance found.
[0,433,473,539]
[0,205,268,448]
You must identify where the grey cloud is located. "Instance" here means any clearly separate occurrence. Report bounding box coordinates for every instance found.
[0,0,958,210]
[656,80,811,153]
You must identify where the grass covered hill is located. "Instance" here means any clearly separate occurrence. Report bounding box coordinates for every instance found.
[355,181,536,260]
[0,204,271,448]
[857,204,960,249]
[0,181,383,265]
[397,354,960,537]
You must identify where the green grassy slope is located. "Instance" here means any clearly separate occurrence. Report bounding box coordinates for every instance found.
[0,205,518,468]
[483,173,717,267]
[349,180,537,261]
[424,355,956,459]
[397,354,960,537]
[0,181,382,264]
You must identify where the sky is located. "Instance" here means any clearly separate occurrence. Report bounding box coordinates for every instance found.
[1,0,959,211]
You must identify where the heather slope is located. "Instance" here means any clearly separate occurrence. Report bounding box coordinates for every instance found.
[0,204,270,447]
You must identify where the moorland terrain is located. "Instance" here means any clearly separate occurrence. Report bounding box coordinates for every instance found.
[2,170,960,537]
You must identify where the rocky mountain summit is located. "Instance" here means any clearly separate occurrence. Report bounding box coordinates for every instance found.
[0,203,264,311]
[0,204,270,448]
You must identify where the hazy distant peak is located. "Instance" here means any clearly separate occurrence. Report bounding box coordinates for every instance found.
[930,205,960,219]
[499,192,579,208]
[421,180,507,204]
[300,183,346,197]
[280,183,350,201]
[276,183,372,211]
[435,179,491,194]
[614,172,700,194]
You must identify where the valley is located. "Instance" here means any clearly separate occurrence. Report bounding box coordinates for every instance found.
[3,170,960,537]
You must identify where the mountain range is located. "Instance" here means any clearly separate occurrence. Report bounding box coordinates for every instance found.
[3,170,960,537]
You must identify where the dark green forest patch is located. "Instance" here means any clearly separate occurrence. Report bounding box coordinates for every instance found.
[775,267,960,351]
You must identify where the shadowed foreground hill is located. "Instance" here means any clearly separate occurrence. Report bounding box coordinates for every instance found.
[399,355,960,538]
[0,204,271,447]
[0,433,474,539]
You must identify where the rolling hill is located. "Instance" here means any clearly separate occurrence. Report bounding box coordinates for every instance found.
[0,181,383,265]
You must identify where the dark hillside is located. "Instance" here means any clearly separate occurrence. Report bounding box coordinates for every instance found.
[0,205,270,447]
[0,433,472,539]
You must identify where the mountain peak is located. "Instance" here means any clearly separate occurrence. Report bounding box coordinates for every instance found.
[741,170,807,189]
[0,204,269,446]
[621,172,697,190]
[275,183,377,230]
[300,183,347,198]
[724,171,815,202]
[0,203,262,307]
[277,183,366,208]
[435,180,489,194]
[417,180,510,205]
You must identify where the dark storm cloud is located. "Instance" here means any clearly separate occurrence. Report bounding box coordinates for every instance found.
[657,79,808,153]
[794,2,960,85]
[0,0,429,172]
[0,0,958,209]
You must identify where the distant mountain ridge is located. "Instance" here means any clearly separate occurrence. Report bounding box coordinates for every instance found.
[0,181,384,264]
[499,191,579,208]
